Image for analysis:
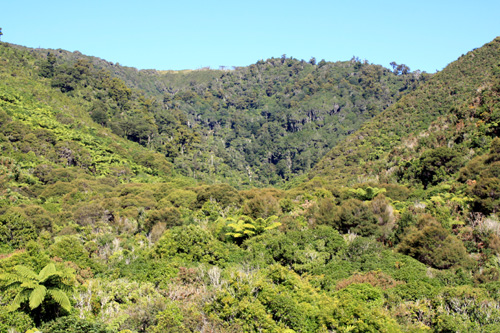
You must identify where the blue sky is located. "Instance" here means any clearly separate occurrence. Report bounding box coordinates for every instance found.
[1,0,499,72]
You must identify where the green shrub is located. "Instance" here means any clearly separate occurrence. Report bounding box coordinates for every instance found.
[152,225,229,265]
[194,184,241,209]
[0,212,37,249]
[40,316,112,333]
[397,224,473,269]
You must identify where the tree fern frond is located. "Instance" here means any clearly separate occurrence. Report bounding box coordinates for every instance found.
[38,263,57,281]
[227,223,243,231]
[226,232,243,238]
[0,273,24,286]
[224,217,237,223]
[8,289,30,312]
[13,265,38,280]
[243,229,256,236]
[29,285,47,310]
[47,289,71,312]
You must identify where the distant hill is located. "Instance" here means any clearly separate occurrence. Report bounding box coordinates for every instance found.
[159,57,428,186]
[11,44,223,93]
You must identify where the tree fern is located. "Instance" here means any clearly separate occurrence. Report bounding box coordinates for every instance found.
[0,262,75,315]
[0,272,24,286]
[225,215,281,242]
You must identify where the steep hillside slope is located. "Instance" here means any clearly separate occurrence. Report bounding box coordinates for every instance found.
[0,43,176,196]
[310,37,500,186]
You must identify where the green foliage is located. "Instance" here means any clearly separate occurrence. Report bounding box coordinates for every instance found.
[225,215,281,244]
[311,37,500,186]
[397,223,472,269]
[401,147,463,188]
[335,283,384,307]
[144,206,182,233]
[331,198,381,237]
[467,138,500,214]
[40,316,112,333]
[165,188,197,208]
[0,262,75,325]
[148,302,189,333]
[48,236,97,271]
[194,184,241,208]
[0,212,37,249]
[244,225,345,274]
[348,186,387,200]
[0,308,35,333]
[152,225,229,265]
[322,295,402,332]
[242,191,282,219]
[28,46,426,187]
[1,39,500,332]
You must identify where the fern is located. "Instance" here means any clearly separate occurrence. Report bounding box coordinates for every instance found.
[0,262,75,314]
[8,289,30,311]
[0,272,24,286]
[47,289,72,312]
[38,263,57,282]
[14,265,38,280]
[29,285,47,310]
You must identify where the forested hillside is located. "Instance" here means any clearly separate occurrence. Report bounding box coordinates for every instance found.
[26,47,428,186]
[311,37,500,187]
[1,38,500,333]
[161,56,426,186]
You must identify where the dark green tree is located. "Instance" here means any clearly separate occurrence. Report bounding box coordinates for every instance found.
[39,53,57,78]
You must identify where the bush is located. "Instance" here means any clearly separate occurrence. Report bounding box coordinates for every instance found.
[194,184,241,209]
[397,224,472,269]
[40,316,111,333]
[0,308,35,333]
[152,225,229,265]
[0,212,37,249]
[144,207,182,233]
[332,198,381,237]
[242,193,281,219]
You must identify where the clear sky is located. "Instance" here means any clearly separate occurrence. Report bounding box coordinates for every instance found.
[1,0,499,73]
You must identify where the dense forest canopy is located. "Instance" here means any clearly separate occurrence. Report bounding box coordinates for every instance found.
[0,37,500,332]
